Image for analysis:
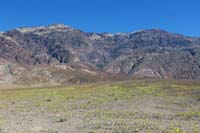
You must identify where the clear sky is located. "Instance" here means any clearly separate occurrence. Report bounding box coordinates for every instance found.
[0,0,200,36]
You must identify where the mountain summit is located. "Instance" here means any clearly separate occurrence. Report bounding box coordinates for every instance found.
[0,24,200,85]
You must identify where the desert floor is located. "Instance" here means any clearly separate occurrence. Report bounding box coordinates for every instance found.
[0,80,200,133]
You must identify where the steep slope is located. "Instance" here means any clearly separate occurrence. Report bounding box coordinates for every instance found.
[0,24,200,85]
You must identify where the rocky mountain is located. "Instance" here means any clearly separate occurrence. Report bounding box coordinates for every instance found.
[0,24,200,86]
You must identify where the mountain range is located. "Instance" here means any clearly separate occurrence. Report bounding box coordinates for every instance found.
[0,24,200,86]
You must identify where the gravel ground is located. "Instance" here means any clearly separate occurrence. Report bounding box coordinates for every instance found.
[0,80,200,133]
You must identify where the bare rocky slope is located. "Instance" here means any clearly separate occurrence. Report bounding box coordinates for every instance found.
[0,24,200,85]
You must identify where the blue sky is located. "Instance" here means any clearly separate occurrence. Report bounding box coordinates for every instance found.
[0,0,200,36]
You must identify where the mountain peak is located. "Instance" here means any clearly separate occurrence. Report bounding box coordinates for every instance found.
[46,24,72,29]
[15,24,73,34]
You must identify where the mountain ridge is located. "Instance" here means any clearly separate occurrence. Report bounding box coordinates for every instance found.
[2,24,199,38]
[0,24,200,86]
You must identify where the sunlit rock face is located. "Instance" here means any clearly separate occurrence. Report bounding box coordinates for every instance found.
[0,24,200,82]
